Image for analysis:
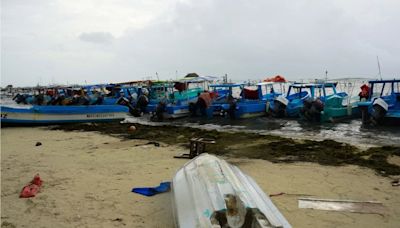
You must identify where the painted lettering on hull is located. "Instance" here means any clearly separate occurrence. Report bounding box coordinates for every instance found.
[86,113,115,118]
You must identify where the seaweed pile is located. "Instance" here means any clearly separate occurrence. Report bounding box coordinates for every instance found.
[51,122,400,176]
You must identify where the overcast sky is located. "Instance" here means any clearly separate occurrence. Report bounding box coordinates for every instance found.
[1,0,399,86]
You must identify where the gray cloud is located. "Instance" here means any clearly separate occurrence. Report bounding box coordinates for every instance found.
[79,32,114,44]
[1,0,399,86]
[111,0,400,81]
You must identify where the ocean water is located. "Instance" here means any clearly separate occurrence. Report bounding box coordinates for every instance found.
[124,116,400,149]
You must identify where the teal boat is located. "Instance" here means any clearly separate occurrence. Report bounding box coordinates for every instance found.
[269,82,359,122]
[147,76,217,120]
[321,94,360,122]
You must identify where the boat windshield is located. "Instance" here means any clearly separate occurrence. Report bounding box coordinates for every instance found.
[369,80,400,98]
[258,82,288,97]
[287,86,311,99]
[371,82,391,99]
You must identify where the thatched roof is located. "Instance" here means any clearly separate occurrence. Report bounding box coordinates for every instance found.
[184,73,199,78]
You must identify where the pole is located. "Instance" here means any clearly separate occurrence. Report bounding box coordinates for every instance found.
[377,56,382,80]
[325,70,328,82]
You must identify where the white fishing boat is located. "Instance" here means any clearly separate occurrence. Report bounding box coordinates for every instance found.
[172,154,291,228]
[1,105,129,125]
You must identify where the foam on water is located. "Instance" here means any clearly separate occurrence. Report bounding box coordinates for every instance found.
[124,115,400,149]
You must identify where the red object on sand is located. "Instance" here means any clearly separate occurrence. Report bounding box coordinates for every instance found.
[31,174,43,187]
[263,75,287,82]
[20,174,43,198]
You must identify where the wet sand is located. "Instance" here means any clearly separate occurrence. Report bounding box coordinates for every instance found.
[1,127,400,227]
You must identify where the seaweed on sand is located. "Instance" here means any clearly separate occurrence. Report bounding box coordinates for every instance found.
[51,122,400,176]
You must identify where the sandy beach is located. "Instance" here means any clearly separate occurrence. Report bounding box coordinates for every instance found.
[1,127,400,227]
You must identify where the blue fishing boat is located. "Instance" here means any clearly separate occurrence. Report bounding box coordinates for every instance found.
[100,85,143,105]
[1,105,129,125]
[11,83,142,107]
[147,76,217,120]
[269,82,356,122]
[357,79,400,125]
[203,82,285,119]
[13,86,105,106]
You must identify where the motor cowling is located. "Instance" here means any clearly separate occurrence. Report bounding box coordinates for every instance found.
[117,97,141,117]
[272,96,288,118]
[371,98,388,125]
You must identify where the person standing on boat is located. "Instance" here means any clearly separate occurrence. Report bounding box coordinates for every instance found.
[359,84,370,101]
[226,94,237,119]
[197,91,212,116]
[190,91,212,117]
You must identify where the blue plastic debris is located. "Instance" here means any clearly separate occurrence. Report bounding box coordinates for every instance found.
[131,182,171,196]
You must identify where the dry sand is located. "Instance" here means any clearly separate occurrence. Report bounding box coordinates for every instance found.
[1,127,399,227]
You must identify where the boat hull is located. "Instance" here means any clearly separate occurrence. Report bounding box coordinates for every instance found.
[211,101,268,119]
[1,105,129,125]
[172,154,291,228]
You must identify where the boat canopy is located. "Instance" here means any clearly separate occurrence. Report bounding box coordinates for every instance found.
[368,79,400,98]
[178,75,219,83]
[257,81,288,86]
[209,83,244,88]
[291,82,337,88]
[369,79,400,84]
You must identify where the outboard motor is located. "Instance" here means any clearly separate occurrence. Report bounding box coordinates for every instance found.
[13,94,27,104]
[189,97,208,117]
[272,95,289,118]
[301,98,324,122]
[189,102,197,117]
[301,98,313,120]
[222,95,237,119]
[312,98,324,122]
[371,98,388,125]
[359,105,370,124]
[226,102,237,119]
[137,94,149,111]
[117,97,140,117]
[154,102,166,121]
